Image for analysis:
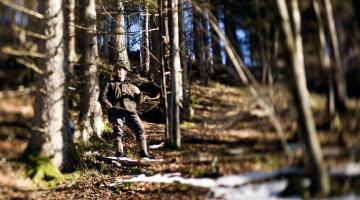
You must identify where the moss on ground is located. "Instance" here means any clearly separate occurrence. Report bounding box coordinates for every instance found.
[25,155,64,186]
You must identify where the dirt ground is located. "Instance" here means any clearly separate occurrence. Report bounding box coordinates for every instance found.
[0,82,359,199]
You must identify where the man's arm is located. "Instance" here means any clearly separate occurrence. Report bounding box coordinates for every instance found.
[131,84,144,105]
[101,83,112,108]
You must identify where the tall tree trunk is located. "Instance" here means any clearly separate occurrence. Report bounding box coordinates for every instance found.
[158,0,170,144]
[179,0,191,120]
[210,0,221,67]
[110,0,130,67]
[142,4,150,73]
[276,0,330,195]
[25,0,78,171]
[323,0,348,111]
[150,9,160,73]
[202,11,211,75]
[223,0,241,66]
[64,0,77,75]
[313,0,336,129]
[255,0,270,85]
[192,2,208,84]
[101,19,110,58]
[79,0,103,143]
[163,0,171,71]
[353,0,360,30]
[168,0,182,148]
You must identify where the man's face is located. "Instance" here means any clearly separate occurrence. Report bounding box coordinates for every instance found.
[114,67,127,80]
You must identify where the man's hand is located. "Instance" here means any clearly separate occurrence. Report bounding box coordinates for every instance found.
[105,102,112,109]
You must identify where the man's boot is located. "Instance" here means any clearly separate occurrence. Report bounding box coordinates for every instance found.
[114,138,127,157]
[138,138,155,159]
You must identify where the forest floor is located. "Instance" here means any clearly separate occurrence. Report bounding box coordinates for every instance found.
[0,81,360,199]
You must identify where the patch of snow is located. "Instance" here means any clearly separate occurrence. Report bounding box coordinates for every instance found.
[328,194,360,200]
[111,160,121,167]
[105,156,165,162]
[331,162,360,176]
[149,142,165,149]
[212,180,291,200]
[198,155,211,162]
[227,148,246,155]
[140,157,164,162]
[287,143,342,157]
[84,151,100,156]
[322,146,342,157]
[107,157,137,162]
[116,167,303,199]
[110,166,360,199]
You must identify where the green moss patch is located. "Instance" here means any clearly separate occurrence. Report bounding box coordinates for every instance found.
[25,155,64,186]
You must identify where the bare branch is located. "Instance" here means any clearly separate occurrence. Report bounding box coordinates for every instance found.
[11,24,51,40]
[1,47,46,58]
[73,24,158,35]
[0,0,44,19]
[15,58,43,74]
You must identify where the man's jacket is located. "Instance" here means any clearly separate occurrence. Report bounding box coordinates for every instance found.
[102,78,142,112]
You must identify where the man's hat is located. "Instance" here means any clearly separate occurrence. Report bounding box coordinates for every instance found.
[113,61,131,72]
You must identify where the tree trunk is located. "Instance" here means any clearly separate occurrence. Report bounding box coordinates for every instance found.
[64,0,77,75]
[210,0,221,67]
[150,9,160,73]
[110,0,130,67]
[142,5,150,73]
[101,19,110,58]
[179,0,191,120]
[202,11,211,75]
[163,0,171,71]
[79,0,103,143]
[353,0,360,30]
[276,0,330,195]
[192,2,208,84]
[323,0,348,111]
[255,0,270,85]
[25,0,79,171]
[223,0,241,66]
[158,0,170,144]
[312,0,336,129]
[168,0,182,148]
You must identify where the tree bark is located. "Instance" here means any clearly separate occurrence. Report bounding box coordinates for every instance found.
[79,0,104,143]
[179,0,191,120]
[210,0,221,67]
[276,0,330,195]
[255,0,270,85]
[142,4,150,73]
[168,0,182,148]
[25,0,79,171]
[192,2,208,84]
[150,9,160,73]
[202,11,211,75]
[163,0,171,71]
[158,0,170,144]
[312,0,336,129]
[323,0,348,111]
[223,0,241,66]
[64,0,77,75]
[353,0,360,30]
[110,0,130,67]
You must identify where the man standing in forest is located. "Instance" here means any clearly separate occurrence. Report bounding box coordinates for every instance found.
[102,63,154,159]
